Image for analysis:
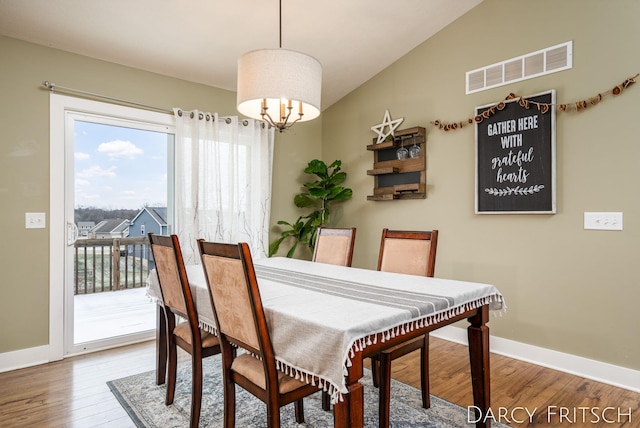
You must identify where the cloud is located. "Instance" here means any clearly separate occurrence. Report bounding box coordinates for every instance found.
[75,179,90,186]
[75,152,90,160]
[98,139,143,159]
[77,165,117,178]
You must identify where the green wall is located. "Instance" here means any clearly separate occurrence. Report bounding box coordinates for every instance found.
[322,0,640,370]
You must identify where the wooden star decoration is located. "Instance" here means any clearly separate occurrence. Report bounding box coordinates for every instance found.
[371,110,404,144]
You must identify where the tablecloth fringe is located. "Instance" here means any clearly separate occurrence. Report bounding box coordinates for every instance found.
[199,322,218,335]
[275,359,343,404]
[356,294,499,349]
[147,289,220,336]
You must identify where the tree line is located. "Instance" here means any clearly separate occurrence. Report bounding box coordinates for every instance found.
[74,206,139,223]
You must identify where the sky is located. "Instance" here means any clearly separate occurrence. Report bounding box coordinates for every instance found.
[74,120,169,210]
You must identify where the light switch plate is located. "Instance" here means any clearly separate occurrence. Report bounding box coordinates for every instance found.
[584,212,623,230]
[25,212,46,229]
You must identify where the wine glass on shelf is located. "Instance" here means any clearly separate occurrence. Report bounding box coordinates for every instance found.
[396,136,408,160]
[409,134,421,158]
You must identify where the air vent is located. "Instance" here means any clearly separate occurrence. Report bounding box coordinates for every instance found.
[466,41,572,94]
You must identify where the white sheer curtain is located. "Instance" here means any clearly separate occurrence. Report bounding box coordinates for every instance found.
[173,109,274,264]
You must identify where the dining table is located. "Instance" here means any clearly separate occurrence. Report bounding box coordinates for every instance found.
[147,256,505,428]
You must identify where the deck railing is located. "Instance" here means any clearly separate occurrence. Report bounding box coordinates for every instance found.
[74,236,152,294]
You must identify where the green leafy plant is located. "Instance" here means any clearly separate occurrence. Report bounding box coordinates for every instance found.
[269,159,353,257]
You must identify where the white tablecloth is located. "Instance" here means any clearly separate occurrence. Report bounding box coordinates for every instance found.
[148,257,505,402]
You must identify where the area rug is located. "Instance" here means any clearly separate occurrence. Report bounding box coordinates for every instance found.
[108,356,509,427]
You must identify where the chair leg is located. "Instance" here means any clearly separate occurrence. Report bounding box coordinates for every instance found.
[294,399,305,423]
[421,335,431,409]
[322,391,331,411]
[156,306,167,385]
[190,353,203,428]
[166,338,177,405]
[378,353,392,428]
[266,400,281,428]
[371,356,380,388]
[223,379,235,428]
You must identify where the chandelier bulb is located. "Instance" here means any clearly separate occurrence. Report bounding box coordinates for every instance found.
[260,98,305,132]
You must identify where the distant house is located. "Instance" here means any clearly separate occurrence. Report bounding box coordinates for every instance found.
[129,207,168,237]
[77,221,95,237]
[90,219,130,239]
[130,207,168,265]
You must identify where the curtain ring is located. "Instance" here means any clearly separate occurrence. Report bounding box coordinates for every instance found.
[177,110,183,117]
[189,111,194,119]
[242,120,249,126]
[225,118,232,124]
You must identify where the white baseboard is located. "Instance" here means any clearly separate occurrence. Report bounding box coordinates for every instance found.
[0,335,152,374]
[431,326,640,393]
[0,345,52,374]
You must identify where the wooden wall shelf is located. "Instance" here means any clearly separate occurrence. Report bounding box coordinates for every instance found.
[367,167,399,175]
[366,126,426,201]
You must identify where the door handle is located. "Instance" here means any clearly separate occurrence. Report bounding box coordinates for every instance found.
[67,221,78,246]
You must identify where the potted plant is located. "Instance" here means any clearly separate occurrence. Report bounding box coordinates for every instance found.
[269,159,353,257]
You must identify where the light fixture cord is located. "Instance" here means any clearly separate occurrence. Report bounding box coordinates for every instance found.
[279,0,282,48]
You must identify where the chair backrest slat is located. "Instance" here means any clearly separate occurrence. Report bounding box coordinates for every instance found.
[152,244,188,314]
[149,233,199,328]
[377,229,438,277]
[200,251,261,351]
[198,240,272,361]
[312,227,356,267]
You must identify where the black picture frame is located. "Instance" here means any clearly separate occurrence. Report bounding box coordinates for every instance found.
[475,90,556,214]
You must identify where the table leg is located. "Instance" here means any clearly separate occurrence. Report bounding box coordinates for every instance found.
[333,354,364,428]
[468,305,491,428]
[156,304,167,385]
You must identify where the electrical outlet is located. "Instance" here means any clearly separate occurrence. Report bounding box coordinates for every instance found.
[25,212,46,229]
[584,212,623,231]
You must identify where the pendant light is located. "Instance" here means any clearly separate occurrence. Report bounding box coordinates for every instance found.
[236,0,322,132]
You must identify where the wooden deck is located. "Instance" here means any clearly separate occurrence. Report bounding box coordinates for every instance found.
[74,287,156,344]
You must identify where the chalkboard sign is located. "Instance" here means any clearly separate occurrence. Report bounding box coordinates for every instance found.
[475,90,556,214]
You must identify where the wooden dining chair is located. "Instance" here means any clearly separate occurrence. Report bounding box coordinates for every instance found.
[370,228,439,428]
[149,233,221,428]
[198,240,320,428]
[312,227,357,267]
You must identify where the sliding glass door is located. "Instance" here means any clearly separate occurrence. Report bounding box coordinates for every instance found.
[50,94,175,356]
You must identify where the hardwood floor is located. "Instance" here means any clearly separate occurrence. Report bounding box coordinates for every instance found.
[390,338,640,427]
[0,337,637,427]
[0,344,152,428]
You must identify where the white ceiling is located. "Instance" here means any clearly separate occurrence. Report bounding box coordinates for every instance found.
[0,0,482,109]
